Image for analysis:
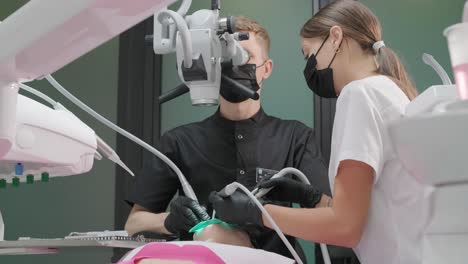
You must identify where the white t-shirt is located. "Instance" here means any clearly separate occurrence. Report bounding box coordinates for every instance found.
[328,75,432,264]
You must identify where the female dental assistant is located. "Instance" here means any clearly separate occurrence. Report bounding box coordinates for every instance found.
[209,1,432,263]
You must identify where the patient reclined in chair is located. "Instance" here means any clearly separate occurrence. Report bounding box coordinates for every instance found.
[118,224,294,264]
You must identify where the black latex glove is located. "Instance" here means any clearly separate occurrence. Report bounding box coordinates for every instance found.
[259,177,323,208]
[209,190,265,227]
[164,196,210,235]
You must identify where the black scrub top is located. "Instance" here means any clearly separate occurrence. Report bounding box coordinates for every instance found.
[127,108,330,258]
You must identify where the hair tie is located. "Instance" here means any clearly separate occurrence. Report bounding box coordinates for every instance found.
[372,40,385,53]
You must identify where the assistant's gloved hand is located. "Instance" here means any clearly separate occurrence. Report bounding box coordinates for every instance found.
[209,190,265,227]
[164,196,210,235]
[259,177,323,208]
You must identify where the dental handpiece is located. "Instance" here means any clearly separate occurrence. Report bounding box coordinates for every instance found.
[220,179,275,199]
[217,182,239,197]
[253,168,311,198]
[252,176,279,198]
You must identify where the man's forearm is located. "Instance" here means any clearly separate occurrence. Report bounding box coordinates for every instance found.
[125,210,171,236]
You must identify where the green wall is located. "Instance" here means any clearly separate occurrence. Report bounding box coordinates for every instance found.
[0,1,119,263]
[362,0,465,92]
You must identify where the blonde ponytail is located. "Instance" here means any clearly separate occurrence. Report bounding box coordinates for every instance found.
[377,47,418,100]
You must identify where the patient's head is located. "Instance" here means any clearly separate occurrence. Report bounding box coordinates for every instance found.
[193,224,253,248]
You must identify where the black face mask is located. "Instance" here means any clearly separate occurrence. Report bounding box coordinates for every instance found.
[220,62,261,103]
[303,35,340,98]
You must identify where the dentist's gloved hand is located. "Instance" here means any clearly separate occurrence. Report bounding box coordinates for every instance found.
[209,190,265,227]
[259,177,323,208]
[164,196,210,235]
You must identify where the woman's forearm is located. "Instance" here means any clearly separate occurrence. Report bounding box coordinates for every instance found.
[261,161,375,248]
[262,205,359,248]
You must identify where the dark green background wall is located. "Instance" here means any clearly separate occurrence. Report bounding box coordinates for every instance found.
[0,1,119,263]
[362,0,465,92]
[0,0,465,263]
